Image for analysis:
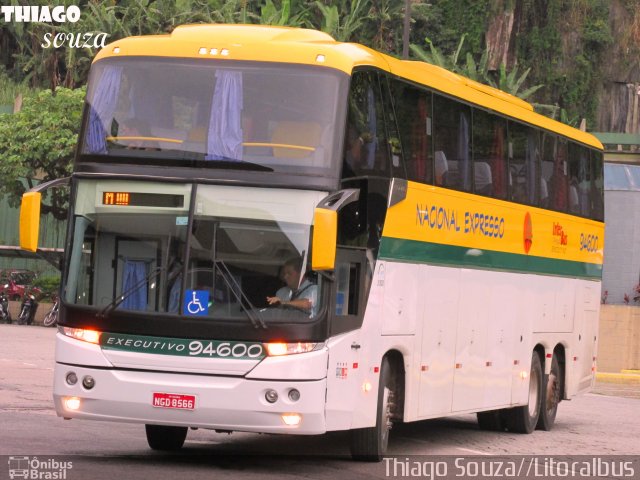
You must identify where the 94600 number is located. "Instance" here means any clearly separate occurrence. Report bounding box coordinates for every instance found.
[188,340,264,359]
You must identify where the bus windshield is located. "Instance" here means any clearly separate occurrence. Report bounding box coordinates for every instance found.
[80,57,346,176]
[64,180,326,326]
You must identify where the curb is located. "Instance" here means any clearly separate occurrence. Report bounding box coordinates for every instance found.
[596,372,640,384]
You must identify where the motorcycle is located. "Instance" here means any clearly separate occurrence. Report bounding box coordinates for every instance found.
[0,286,11,324]
[43,296,59,327]
[17,291,38,326]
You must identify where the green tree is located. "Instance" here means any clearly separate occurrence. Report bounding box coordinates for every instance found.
[487,63,543,101]
[0,87,85,220]
[410,34,546,105]
[315,0,368,42]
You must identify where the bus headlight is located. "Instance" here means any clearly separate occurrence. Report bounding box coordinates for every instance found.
[265,389,278,403]
[63,397,81,411]
[82,376,96,390]
[60,327,102,345]
[281,413,301,426]
[264,342,323,356]
[288,389,300,402]
[65,372,78,386]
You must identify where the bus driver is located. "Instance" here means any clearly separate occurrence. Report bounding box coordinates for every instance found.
[266,257,318,316]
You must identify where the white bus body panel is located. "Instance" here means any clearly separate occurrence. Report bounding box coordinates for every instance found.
[342,259,599,429]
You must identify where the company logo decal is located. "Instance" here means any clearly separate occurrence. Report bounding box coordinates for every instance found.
[416,203,506,239]
[552,222,568,253]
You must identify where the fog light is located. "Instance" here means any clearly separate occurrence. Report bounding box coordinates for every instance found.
[288,389,300,402]
[282,413,301,426]
[82,376,95,390]
[64,397,81,411]
[520,370,529,380]
[65,372,78,386]
[265,389,278,403]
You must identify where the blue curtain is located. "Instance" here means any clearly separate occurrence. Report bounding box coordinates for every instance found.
[206,70,243,161]
[168,273,181,313]
[85,66,123,154]
[120,260,147,311]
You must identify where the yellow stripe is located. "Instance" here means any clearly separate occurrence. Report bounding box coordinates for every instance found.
[106,136,183,144]
[243,142,315,152]
[382,181,604,266]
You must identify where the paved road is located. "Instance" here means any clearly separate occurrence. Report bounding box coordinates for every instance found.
[1,324,639,480]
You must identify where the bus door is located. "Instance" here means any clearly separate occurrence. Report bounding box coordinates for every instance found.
[325,247,368,430]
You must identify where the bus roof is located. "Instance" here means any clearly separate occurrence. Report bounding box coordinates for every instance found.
[94,24,603,150]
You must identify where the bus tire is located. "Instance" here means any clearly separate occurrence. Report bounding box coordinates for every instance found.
[537,353,561,431]
[145,424,188,451]
[350,357,394,461]
[477,409,506,431]
[506,351,542,434]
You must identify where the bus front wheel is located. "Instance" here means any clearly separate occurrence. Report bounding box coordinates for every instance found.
[145,424,188,451]
[537,353,561,431]
[350,357,394,461]
[506,351,543,434]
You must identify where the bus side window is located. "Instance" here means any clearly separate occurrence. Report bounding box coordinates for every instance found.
[543,134,574,213]
[591,150,604,221]
[567,143,590,216]
[473,109,507,199]
[508,122,540,206]
[391,79,433,184]
[379,75,406,179]
[433,94,471,192]
[342,71,391,179]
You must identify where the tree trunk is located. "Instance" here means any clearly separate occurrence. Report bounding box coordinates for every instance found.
[485,1,516,71]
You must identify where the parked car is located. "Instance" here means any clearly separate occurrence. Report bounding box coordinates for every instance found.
[0,270,40,301]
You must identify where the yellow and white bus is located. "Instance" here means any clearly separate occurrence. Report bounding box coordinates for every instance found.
[21,25,604,460]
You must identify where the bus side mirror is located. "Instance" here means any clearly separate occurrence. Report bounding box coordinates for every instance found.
[311,208,337,271]
[18,177,70,254]
[20,191,42,252]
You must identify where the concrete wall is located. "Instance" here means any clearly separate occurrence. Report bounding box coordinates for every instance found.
[602,190,640,304]
[598,305,640,372]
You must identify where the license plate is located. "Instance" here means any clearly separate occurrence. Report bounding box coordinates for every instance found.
[152,392,196,410]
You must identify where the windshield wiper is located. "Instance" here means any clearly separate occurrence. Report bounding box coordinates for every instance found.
[215,260,267,329]
[97,266,165,319]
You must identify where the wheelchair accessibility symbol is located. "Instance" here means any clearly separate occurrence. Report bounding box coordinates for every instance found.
[183,290,209,316]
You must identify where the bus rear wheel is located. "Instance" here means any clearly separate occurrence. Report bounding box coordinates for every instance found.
[537,353,561,431]
[145,424,188,451]
[506,352,542,434]
[350,357,394,461]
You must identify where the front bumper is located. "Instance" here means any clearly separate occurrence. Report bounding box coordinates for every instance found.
[53,363,327,434]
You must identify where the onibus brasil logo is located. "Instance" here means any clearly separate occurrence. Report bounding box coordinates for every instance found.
[8,456,73,480]
[1,5,108,49]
